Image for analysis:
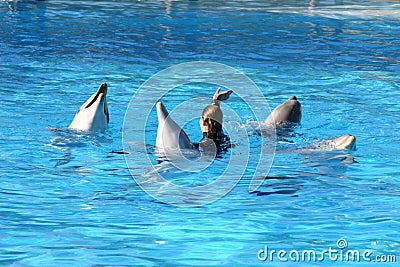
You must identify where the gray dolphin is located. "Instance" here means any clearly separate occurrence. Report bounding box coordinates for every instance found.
[264,96,302,126]
[156,102,193,150]
[68,83,109,132]
[316,134,356,150]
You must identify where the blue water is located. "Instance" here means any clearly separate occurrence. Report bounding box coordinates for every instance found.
[1,0,400,266]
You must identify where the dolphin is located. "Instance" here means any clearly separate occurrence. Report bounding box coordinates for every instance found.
[328,134,356,150]
[68,83,109,132]
[312,134,356,151]
[156,102,193,150]
[264,96,302,126]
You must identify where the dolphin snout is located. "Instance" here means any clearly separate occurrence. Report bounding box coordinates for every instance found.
[98,83,108,94]
[288,96,302,123]
[156,102,169,122]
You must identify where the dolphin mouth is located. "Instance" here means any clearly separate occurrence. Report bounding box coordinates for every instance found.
[85,83,108,109]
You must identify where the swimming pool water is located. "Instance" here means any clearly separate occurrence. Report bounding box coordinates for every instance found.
[1,0,399,266]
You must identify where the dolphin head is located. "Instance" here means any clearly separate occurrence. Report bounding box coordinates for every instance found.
[265,95,302,126]
[331,134,356,150]
[286,96,302,123]
[68,83,109,132]
[156,101,169,124]
[155,102,193,150]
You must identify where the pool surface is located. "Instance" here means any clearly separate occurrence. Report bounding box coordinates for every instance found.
[1,0,399,266]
